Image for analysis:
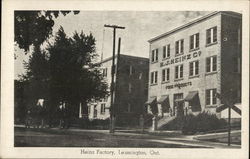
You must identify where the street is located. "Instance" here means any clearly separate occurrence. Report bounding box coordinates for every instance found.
[14,126,240,148]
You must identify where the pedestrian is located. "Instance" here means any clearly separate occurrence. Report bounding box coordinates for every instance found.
[58,103,64,129]
[25,109,32,128]
[40,104,47,128]
[33,101,43,128]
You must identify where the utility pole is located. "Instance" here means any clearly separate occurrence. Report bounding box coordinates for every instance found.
[104,25,125,133]
[216,90,233,146]
[114,37,121,131]
[228,103,231,146]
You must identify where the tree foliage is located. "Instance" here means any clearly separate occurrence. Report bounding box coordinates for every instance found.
[47,27,108,102]
[19,27,108,120]
[14,11,79,52]
[20,45,50,101]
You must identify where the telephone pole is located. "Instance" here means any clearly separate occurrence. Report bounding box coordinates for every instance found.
[104,24,125,133]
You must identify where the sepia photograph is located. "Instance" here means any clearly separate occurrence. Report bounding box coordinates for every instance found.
[1,0,249,158]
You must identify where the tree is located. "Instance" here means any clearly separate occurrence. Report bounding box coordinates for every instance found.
[46,27,109,121]
[21,46,50,100]
[17,27,108,126]
[14,45,50,125]
[14,79,28,123]
[14,11,79,52]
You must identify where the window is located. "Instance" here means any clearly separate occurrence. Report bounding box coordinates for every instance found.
[206,56,217,73]
[163,46,166,59]
[88,106,91,114]
[189,61,199,76]
[175,65,183,79]
[206,89,217,105]
[237,28,241,45]
[94,105,97,117]
[233,57,241,73]
[129,65,134,75]
[127,103,131,112]
[151,49,158,62]
[190,33,199,50]
[174,93,183,102]
[206,26,217,45]
[139,72,143,80]
[128,83,132,93]
[150,71,158,84]
[101,104,105,114]
[103,97,108,102]
[167,44,170,57]
[102,68,108,77]
[175,39,184,55]
[163,44,170,59]
[162,68,170,82]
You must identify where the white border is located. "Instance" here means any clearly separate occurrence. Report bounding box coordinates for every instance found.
[1,0,249,158]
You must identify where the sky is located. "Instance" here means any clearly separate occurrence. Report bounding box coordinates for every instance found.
[14,11,211,79]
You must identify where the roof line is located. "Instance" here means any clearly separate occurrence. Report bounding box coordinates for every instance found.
[148,11,241,43]
[98,54,149,64]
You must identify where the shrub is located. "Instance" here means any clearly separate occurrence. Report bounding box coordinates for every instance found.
[160,111,227,135]
[161,116,185,130]
[182,111,227,135]
[143,114,154,127]
[182,114,197,134]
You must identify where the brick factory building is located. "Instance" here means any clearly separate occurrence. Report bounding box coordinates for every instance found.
[146,11,242,119]
[88,54,149,126]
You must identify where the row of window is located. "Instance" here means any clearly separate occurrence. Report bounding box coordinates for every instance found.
[174,89,217,106]
[150,56,217,84]
[152,89,217,107]
[100,97,108,102]
[102,65,135,77]
[92,104,106,118]
[93,102,132,117]
[151,26,217,62]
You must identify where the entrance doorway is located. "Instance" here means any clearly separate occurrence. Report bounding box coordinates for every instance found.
[173,93,184,117]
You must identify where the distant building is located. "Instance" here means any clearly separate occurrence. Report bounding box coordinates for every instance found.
[88,54,149,126]
[146,11,242,118]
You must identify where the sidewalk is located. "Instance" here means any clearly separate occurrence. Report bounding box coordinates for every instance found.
[161,136,240,148]
[193,130,241,140]
[118,130,241,148]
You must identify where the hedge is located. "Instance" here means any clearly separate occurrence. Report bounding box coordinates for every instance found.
[160,111,228,135]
